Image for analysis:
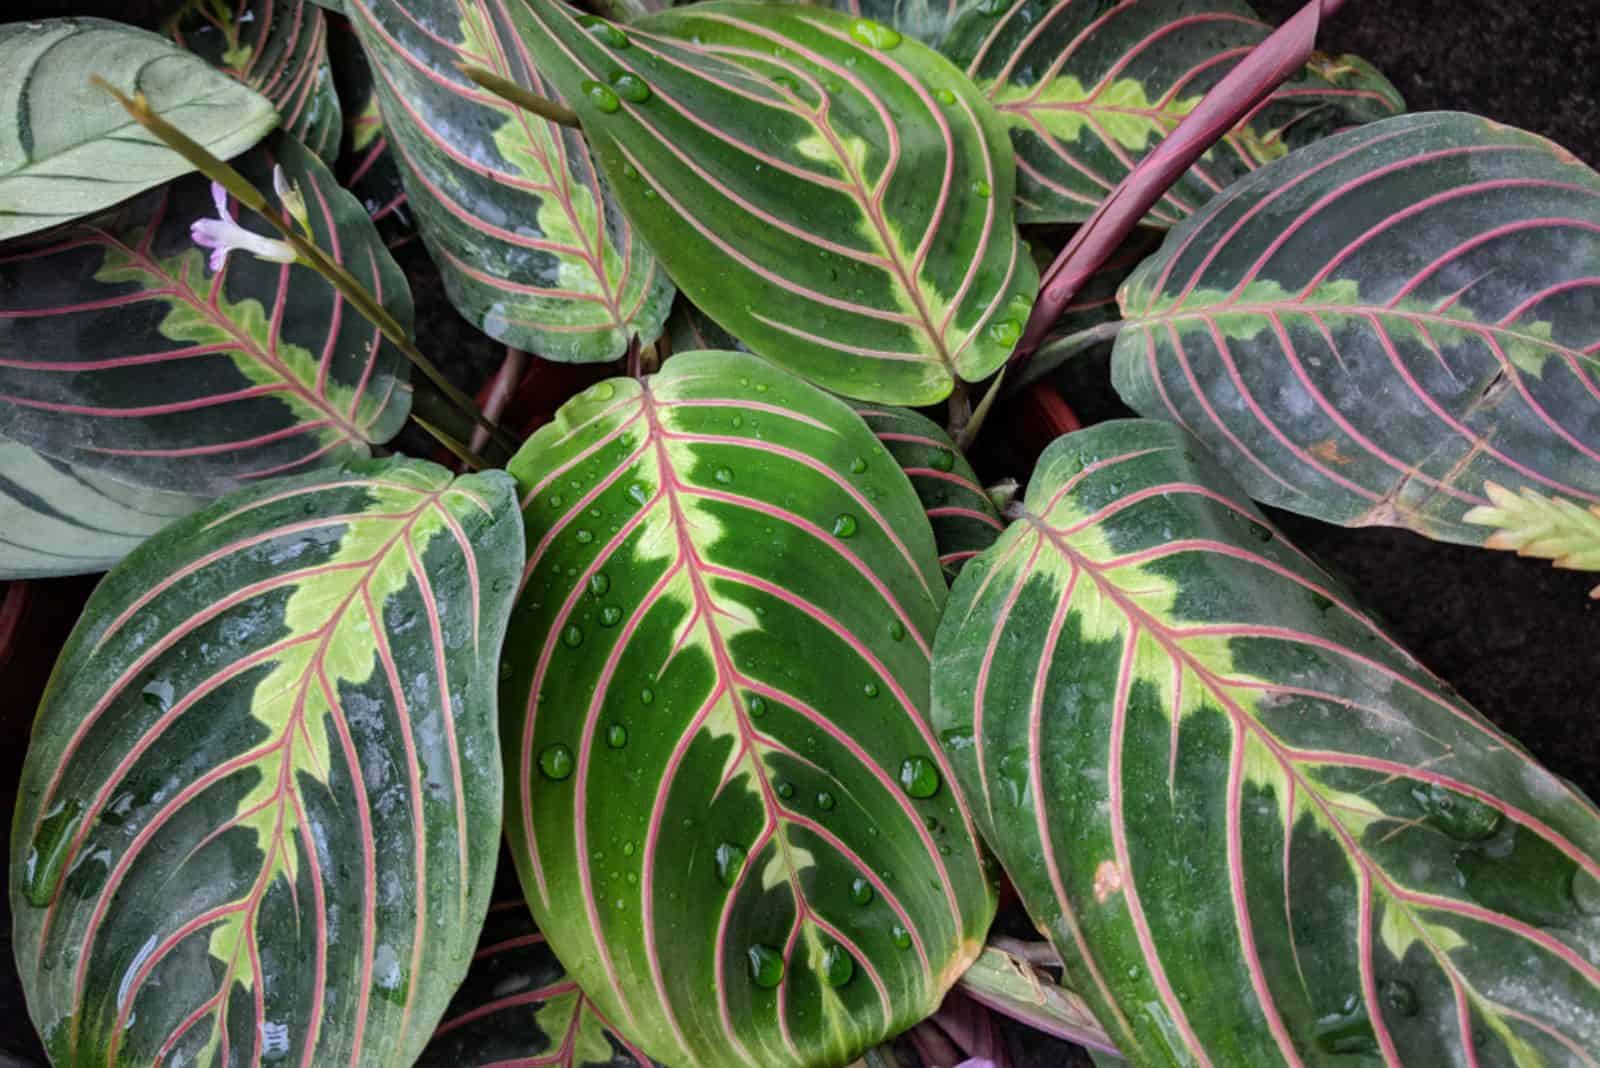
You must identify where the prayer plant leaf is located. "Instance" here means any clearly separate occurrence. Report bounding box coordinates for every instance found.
[851,404,1004,579]
[500,350,995,1068]
[941,0,1403,225]
[419,886,656,1068]
[168,0,344,162]
[10,457,523,1067]
[0,133,413,495]
[1113,111,1600,545]
[0,436,208,580]
[0,18,278,242]
[933,417,1600,1067]
[502,0,1039,404]
[344,0,673,361]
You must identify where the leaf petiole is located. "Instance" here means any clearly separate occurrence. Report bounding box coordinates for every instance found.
[457,64,581,128]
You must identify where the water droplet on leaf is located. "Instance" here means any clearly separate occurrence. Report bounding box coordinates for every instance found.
[539,745,574,781]
[849,19,901,48]
[832,514,858,538]
[862,681,879,698]
[640,687,655,705]
[714,466,735,485]
[899,756,940,798]
[849,456,868,474]
[578,16,629,47]
[589,573,611,597]
[747,944,785,988]
[1380,978,1418,1017]
[821,944,854,987]
[582,80,621,113]
[850,877,873,905]
[931,448,955,472]
[888,621,906,642]
[606,723,628,748]
[890,925,912,949]
[988,318,1022,346]
[562,624,584,648]
[748,694,766,717]
[935,88,957,105]
[716,842,746,886]
[776,780,795,800]
[817,791,836,811]
[599,605,623,627]
[971,179,991,198]
[1412,782,1502,841]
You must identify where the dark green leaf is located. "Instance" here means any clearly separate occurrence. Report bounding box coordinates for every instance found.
[501,351,994,1067]
[10,457,523,1066]
[0,18,277,242]
[168,0,344,162]
[0,133,413,494]
[504,0,1038,404]
[344,0,672,361]
[1114,111,1600,545]
[851,404,1004,578]
[941,0,1402,225]
[934,417,1600,1066]
[419,887,656,1067]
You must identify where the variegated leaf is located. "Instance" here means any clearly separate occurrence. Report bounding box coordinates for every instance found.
[1113,111,1600,545]
[0,436,208,580]
[10,458,523,1066]
[503,0,1039,404]
[501,351,994,1068]
[827,0,966,48]
[420,887,656,1067]
[941,0,1402,225]
[0,133,412,494]
[344,0,672,361]
[934,418,1600,1066]
[851,404,1004,578]
[0,18,277,242]
[168,0,345,162]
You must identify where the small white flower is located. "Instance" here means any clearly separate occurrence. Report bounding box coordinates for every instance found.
[272,164,311,235]
[190,182,295,273]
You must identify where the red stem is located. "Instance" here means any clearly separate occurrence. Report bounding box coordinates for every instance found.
[1013,0,1346,362]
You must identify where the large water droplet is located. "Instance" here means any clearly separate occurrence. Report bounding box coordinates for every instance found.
[609,71,651,103]
[142,678,174,713]
[599,605,623,627]
[935,88,957,105]
[562,624,584,648]
[1412,783,1501,841]
[592,381,617,400]
[821,944,854,987]
[539,745,574,781]
[899,756,941,798]
[816,791,837,811]
[1314,994,1377,1055]
[862,681,879,698]
[849,456,868,474]
[606,723,628,749]
[930,448,956,472]
[582,80,621,113]
[714,466,735,485]
[776,780,796,800]
[23,799,85,907]
[589,573,611,597]
[628,481,651,506]
[716,841,746,886]
[640,687,655,705]
[832,514,859,538]
[888,620,907,642]
[850,877,873,905]
[988,318,1022,347]
[971,179,992,198]
[578,16,629,47]
[890,924,912,949]
[747,944,785,988]
[849,19,902,48]
[575,528,595,544]
[748,694,767,717]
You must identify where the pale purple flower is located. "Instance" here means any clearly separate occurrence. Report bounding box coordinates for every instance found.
[190,181,295,273]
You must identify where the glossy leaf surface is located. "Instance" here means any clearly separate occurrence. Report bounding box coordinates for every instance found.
[942,0,1402,225]
[934,418,1600,1066]
[852,404,1003,578]
[502,351,994,1068]
[0,18,277,242]
[506,0,1038,404]
[169,0,344,161]
[345,0,672,361]
[1114,111,1600,545]
[0,436,208,580]
[11,458,522,1067]
[0,134,413,494]
[420,890,654,1067]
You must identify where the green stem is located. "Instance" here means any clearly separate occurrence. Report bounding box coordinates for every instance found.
[410,412,490,472]
[94,78,520,457]
[457,64,581,128]
[955,365,1006,452]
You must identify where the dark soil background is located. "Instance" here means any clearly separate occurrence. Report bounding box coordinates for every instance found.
[3,0,1599,1065]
